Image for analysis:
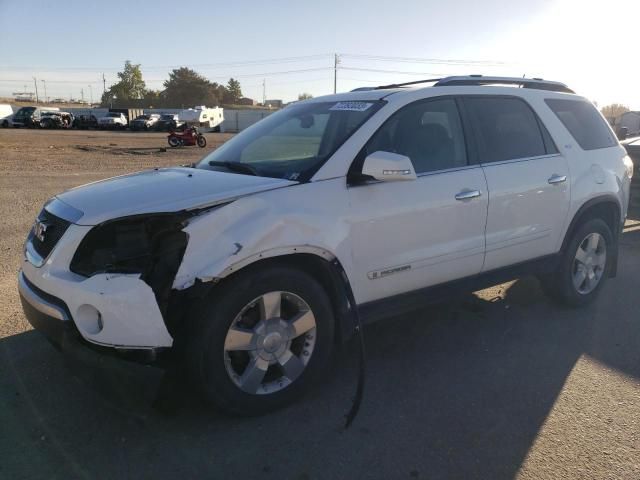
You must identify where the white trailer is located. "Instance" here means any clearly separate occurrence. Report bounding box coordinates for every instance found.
[178,106,224,132]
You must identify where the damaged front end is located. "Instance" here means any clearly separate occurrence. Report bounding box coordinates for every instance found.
[70,212,192,339]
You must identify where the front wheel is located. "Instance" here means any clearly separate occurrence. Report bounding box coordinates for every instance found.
[197,135,207,148]
[168,136,180,147]
[187,266,335,416]
[540,218,613,307]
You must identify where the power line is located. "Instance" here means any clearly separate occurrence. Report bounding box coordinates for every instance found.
[339,66,450,76]
[0,54,332,72]
[340,53,511,66]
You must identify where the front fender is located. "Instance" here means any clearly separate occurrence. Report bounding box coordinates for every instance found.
[172,181,353,291]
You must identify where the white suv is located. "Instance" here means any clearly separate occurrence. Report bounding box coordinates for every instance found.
[19,76,634,415]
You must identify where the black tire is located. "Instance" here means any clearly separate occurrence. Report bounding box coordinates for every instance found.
[540,218,613,307]
[187,266,335,416]
[1,120,8,128]
[168,136,180,147]
[197,135,207,148]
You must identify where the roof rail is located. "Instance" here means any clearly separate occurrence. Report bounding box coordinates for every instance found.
[434,75,574,93]
[368,75,574,94]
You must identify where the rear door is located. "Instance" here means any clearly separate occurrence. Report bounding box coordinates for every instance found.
[347,97,488,304]
[461,95,570,271]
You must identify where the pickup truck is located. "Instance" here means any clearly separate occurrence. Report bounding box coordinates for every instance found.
[98,112,127,129]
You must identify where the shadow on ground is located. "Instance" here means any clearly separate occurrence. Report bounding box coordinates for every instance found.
[1,228,639,480]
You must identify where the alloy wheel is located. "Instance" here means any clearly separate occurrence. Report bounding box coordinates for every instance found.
[572,232,606,294]
[223,291,317,395]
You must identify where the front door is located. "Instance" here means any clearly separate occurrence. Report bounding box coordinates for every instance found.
[347,97,488,304]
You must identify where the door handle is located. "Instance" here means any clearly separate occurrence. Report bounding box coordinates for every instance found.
[455,189,482,201]
[548,174,567,185]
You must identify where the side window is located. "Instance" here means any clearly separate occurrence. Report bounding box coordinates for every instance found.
[545,98,617,150]
[465,97,547,163]
[363,98,468,174]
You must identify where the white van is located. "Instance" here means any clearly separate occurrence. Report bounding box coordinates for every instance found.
[0,104,13,127]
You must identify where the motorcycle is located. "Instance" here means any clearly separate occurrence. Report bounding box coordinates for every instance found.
[167,126,207,148]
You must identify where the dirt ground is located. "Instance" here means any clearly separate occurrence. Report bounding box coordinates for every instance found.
[1,128,639,479]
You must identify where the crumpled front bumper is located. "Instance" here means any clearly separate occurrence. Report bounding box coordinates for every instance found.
[21,222,174,349]
[18,271,164,367]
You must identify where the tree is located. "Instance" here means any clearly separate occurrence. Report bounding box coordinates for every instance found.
[601,103,629,119]
[100,60,146,106]
[162,67,222,108]
[298,93,313,101]
[224,78,242,104]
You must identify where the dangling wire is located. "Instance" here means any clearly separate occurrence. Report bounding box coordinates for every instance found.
[344,318,366,429]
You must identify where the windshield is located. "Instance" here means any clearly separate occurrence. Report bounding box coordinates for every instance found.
[160,114,174,120]
[197,100,383,180]
[107,112,120,117]
[135,115,149,120]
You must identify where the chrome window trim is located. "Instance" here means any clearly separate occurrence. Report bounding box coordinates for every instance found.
[416,164,480,178]
[479,153,562,168]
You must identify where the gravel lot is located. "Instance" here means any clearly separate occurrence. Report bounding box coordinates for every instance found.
[1,128,639,479]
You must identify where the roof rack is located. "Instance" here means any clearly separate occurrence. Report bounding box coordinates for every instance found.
[369,75,574,94]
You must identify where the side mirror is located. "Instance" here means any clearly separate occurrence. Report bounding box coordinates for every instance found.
[361,151,417,181]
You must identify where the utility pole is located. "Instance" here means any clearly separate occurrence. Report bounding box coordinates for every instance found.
[262,78,266,105]
[102,73,106,96]
[33,77,39,103]
[88,85,93,105]
[333,53,340,94]
[81,88,84,103]
[41,80,47,103]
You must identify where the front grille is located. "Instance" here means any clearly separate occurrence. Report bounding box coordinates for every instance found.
[30,209,71,259]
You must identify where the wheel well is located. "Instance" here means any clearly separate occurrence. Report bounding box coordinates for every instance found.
[562,199,620,251]
[197,253,357,344]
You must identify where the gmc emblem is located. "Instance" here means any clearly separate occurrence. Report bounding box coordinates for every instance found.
[33,219,49,242]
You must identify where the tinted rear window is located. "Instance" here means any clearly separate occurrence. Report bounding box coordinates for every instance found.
[465,97,547,163]
[545,99,617,150]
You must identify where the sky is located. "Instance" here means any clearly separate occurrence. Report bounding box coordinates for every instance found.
[0,0,638,108]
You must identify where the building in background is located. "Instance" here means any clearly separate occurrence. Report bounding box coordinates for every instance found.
[618,111,640,137]
[264,99,283,108]
[238,97,257,106]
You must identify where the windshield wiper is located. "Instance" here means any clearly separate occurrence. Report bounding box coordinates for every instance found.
[208,161,260,176]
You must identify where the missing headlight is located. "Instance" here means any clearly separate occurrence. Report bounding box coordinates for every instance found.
[71,213,190,335]
[70,214,188,277]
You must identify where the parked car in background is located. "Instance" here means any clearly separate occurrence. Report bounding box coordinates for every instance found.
[98,112,127,129]
[154,113,183,131]
[39,111,74,129]
[72,114,99,130]
[17,76,633,416]
[11,106,60,128]
[130,113,160,131]
[0,104,13,128]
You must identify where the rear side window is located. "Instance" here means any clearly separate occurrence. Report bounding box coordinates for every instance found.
[545,98,617,150]
[465,97,547,163]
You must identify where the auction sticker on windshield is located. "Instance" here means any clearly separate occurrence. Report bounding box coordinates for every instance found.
[329,101,374,112]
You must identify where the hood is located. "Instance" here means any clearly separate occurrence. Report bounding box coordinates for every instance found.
[55,167,297,225]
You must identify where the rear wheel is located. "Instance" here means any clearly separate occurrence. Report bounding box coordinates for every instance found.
[168,136,180,147]
[187,266,334,416]
[540,218,613,307]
